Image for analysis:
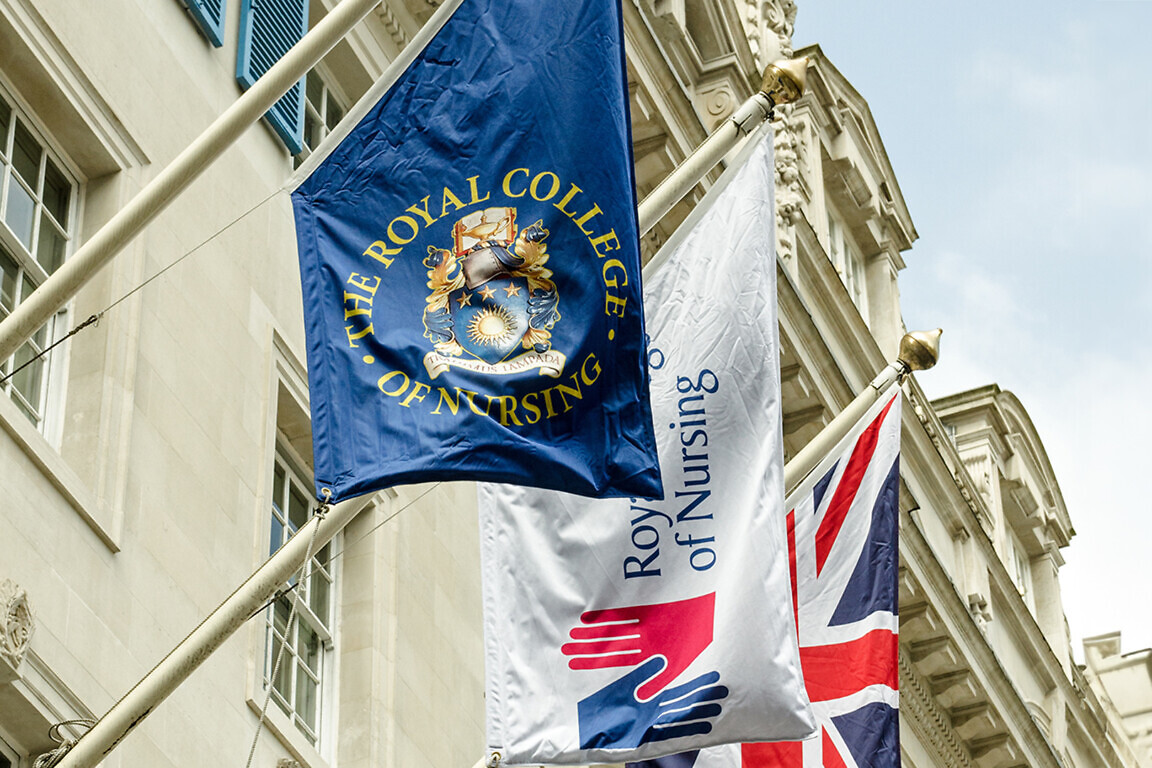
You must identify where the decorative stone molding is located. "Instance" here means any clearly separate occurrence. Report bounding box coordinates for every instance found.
[740,1,804,263]
[962,454,993,501]
[696,84,738,131]
[376,3,408,50]
[639,228,666,265]
[746,0,797,63]
[773,110,804,263]
[900,654,978,768]
[0,578,34,670]
[276,759,302,768]
[968,592,992,632]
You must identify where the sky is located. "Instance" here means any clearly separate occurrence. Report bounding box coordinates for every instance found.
[792,1,1152,658]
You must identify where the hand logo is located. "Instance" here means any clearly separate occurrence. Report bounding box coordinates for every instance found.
[561,593,715,700]
[576,657,728,750]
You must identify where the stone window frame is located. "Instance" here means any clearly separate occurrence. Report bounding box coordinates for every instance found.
[246,332,340,768]
[825,206,869,323]
[263,441,337,748]
[0,81,78,439]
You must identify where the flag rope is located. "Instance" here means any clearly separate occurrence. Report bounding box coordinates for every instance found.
[0,188,283,386]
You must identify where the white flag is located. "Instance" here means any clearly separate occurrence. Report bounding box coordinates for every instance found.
[652,385,902,768]
[479,132,815,766]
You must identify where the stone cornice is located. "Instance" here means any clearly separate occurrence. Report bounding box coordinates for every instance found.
[900,652,978,768]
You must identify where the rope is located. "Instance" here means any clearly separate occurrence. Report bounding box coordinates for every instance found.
[0,314,100,386]
[0,188,282,383]
[32,720,96,768]
[243,490,331,768]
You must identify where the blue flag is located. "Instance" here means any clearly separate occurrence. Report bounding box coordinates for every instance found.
[291,0,661,502]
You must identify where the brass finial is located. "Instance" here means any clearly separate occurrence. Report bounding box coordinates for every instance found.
[898,328,942,372]
[758,57,809,107]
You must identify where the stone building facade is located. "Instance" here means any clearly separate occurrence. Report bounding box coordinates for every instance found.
[0,1,1145,767]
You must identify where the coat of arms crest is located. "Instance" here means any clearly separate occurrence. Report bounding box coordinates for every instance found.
[422,207,564,378]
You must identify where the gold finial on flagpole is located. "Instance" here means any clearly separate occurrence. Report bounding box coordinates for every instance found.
[759,57,809,108]
[898,328,943,373]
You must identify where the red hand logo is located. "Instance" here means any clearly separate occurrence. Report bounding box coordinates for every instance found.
[561,593,715,700]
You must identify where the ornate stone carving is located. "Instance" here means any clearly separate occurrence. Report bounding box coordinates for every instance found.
[702,86,737,128]
[741,2,804,263]
[899,654,978,768]
[968,592,992,632]
[744,0,797,64]
[0,578,34,669]
[761,0,797,59]
[774,109,804,263]
[376,2,408,50]
[276,759,302,768]
[639,228,666,265]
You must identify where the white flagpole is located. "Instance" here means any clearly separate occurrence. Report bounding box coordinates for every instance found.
[49,494,373,768]
[636,57,808,235]
[782,329,942,495]
[0,0,384,363]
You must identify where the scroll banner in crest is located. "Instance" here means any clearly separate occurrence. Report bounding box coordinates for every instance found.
[291,0,660,502]
[480,135,815,766]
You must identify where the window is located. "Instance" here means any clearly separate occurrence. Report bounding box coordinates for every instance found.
[181,0,227,47]
[237,0,309,154]
[0,87,77,432]
[826,211,869,321]
[0,726,22,768]
[264,446,335,747]
[294,69,347,168]
[1006,532,1032,602]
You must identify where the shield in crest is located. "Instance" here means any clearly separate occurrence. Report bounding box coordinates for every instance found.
[449,273,531,364]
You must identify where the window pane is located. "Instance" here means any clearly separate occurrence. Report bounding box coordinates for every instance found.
[22,276,48,349]
[303,111,322,152]
[309,563,330,625]
[273,598,291,635]
[12,341,44,416]
[11,120,41,186]
[0,94,10,152]
[273,462,286,509]
[288,482,309,531]
[0,246,16,312]
[306,71,323,111]
[326,101,344,133]
[297,624,320,673]
[269,514,284,556]
[271,636,292,703]
[36,212,66,273]
[5,175,35,248]
[295,663,318,735]
[43,158,70,224]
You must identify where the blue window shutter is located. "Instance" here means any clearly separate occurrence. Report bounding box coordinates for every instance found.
[185,0,226,47]
[236,0,309,155]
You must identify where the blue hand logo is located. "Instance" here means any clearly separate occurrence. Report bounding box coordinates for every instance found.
[577,656,729,750]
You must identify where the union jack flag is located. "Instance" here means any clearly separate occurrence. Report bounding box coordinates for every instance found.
[629,387,901,768]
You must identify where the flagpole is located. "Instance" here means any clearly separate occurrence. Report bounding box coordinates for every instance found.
[636,58,808,236]
[782,329,942,496]
[46,494,373,768]
[0,0,385,364]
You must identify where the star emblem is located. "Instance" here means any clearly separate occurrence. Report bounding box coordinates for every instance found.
[456,291,474,308]
[503,282,523,297]
[479,285,497,301]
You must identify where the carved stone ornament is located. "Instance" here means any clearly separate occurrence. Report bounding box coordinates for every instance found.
[740,2,804,262]
[742,0,797,64]
[276,759,303,768]
[0,578,34,668]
